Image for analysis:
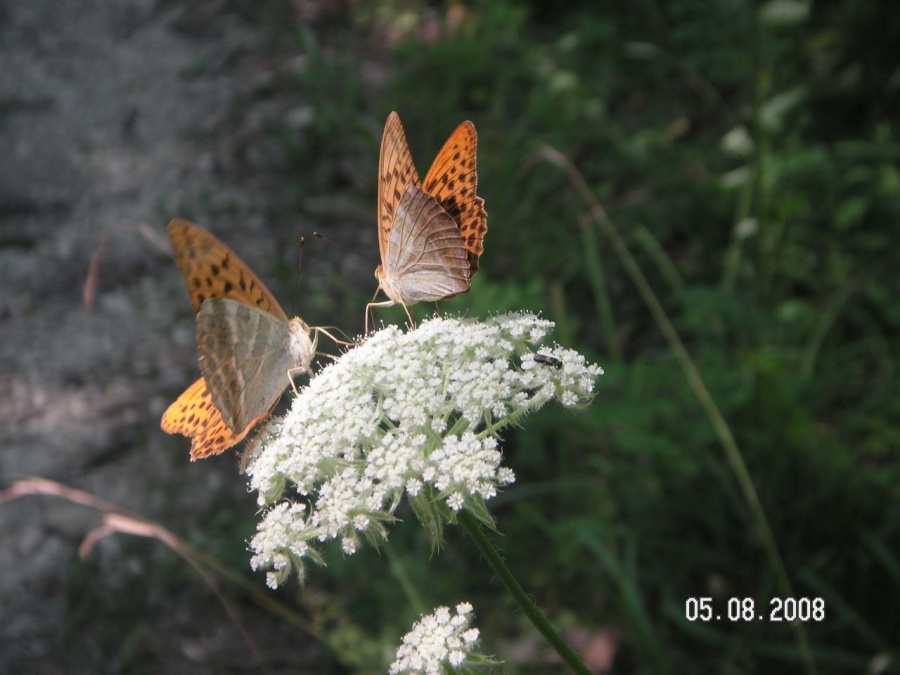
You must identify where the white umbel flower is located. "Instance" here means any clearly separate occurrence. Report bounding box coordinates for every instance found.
[245,313,603,586]
[389,603,481,674]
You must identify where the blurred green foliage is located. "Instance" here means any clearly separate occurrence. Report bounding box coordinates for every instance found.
[288,0,900,672]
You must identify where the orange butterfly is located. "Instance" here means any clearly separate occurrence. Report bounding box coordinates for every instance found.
[368,111,487,329]
[161,219,317,460]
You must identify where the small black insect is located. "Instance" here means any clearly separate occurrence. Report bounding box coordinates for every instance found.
[534,354,563,369]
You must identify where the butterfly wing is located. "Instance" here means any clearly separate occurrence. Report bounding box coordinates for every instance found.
[160,377,255,460]
[196,298,314,433]
[422,120,487,276]
[163,219,294,457]
[167,218,288,321]
[378,112,421,267]
[382,185,470,305]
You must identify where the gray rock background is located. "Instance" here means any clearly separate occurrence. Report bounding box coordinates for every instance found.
[0,1,375,671]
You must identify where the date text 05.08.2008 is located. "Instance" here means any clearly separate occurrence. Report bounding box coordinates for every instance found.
[685,597,825,622]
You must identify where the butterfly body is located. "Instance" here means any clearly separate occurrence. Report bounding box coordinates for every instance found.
[161,219,316,460]
[369,112,487,327]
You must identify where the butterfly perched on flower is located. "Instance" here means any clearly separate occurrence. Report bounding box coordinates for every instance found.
[368,112,487,328]
[161,219,317,460]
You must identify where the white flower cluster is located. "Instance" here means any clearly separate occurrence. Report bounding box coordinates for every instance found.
[245,313,603,588]
[389,603,481,675]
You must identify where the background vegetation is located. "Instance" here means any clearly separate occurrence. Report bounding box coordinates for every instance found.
[299,1,898,672]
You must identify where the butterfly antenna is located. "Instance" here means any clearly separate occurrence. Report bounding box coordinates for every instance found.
[290,235,307,318]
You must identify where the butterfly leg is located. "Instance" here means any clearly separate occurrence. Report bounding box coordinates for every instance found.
[314,325,361,348]
[287,368,301,395]
[402,301,416,330]
[365,299,391,335]
[303,326,358,363]
[287,362,314,394]
[365,299,416,333]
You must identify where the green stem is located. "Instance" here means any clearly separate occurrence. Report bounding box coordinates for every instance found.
[458,510,590,674]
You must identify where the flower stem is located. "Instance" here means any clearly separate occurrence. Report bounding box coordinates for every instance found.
[458,510,590,674]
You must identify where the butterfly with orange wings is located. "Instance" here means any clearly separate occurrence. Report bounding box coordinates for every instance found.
[161,219,319,460]
[368,112,488,329]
